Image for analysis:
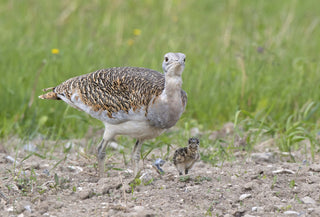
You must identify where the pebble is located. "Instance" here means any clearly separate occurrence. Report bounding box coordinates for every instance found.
[301,196,316,204]
[233,210,245,217]
[24,205,32,212]
[252,206,264,212]
[251,152,274,163]
[67,165,83,173]
[272,169,295,174]
[79,189,95,200]
[243,182,254,191]
[239,193,252,201]
[283,210,300,215]
[43,169,50,176]
[23,143,38,152]
[5,155,20,165]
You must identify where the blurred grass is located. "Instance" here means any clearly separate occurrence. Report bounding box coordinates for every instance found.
[1,0,320,144]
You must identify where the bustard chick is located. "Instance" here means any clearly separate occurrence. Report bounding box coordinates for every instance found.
[173,137,200,175]
[39,52,187,177]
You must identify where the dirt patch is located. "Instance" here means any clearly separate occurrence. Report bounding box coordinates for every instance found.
[0,137,320,217]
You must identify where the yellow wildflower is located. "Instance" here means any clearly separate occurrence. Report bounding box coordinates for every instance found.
[51,48,59,54]
[127,39,135,46]
[133,29,141,36]
[172,16,178,23]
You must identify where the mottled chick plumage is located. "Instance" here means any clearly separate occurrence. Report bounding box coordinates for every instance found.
[39,52,187,178]
[173,137,200,175]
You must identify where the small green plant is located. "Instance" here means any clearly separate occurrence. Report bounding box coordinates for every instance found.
[143,178,154,186]
[195,176,212,184]
[289,180,295,189]
[295,194,302,204]
[179,175,191,182]
[129,172,142,194]
[53,173,70,190]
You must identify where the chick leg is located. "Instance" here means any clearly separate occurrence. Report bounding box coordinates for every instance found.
[175,164,184,176]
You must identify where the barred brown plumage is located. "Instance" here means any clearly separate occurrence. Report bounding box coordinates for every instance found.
[39,52,187,178]
[173,137,200,175]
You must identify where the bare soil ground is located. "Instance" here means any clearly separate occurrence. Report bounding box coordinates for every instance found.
[1,135,320,217]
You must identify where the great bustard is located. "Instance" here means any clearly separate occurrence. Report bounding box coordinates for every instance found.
[39,52,187,177]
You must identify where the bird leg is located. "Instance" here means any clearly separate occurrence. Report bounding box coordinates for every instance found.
[175,164,184,176]
[131,139,143,177]
[96,139,108,177]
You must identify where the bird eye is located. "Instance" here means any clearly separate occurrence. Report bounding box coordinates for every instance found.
[183,58,186,62]
[165,57,169,62]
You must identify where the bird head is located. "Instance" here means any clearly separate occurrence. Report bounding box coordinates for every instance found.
[188,137,200,150]
[162,52,186,77]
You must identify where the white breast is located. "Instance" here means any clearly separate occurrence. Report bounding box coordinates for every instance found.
[104,120,165,140]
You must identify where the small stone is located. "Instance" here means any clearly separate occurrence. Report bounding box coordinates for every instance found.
[53,201,64,209]
[79,189,95,200]
[67,165,83,173]
[23,143,38,152]
[239,193,252,201]
[301,196,316,204]
[233,210,245,217]
[251,152,274,163]
[5,155,20,165]
[42,169,50,176]
[124,169,133,174]
[272,169,295,174]
[24,205,32,213]
[283,210,300,215]
[252,206,264,212]
[243,182,254,191]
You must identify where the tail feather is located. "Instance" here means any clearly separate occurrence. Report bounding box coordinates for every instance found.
[38,90,60,100]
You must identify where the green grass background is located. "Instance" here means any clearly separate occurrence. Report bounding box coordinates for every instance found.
[1,0,320,147]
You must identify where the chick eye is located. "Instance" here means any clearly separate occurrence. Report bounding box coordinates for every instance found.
[165,57,169,62]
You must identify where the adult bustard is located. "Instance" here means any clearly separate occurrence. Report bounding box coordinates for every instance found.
[39,52,187,177]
